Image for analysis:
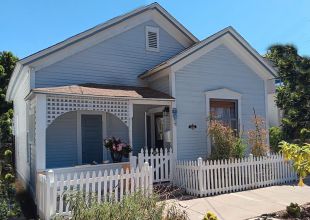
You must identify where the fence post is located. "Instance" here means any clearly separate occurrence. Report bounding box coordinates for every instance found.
[143,162,153,195]
[129,153,137,168]
[197,157,203,197]
[249,154,254,188]
[45,170,55,220]
[138,149,144,168]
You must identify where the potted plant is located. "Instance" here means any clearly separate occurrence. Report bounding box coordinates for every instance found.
[104,137,132,163]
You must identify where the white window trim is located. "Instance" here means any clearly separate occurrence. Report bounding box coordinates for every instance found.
[145,26,160,52]
[205,88,242,156]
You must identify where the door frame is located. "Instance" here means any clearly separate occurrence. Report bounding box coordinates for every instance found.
[77,111,107,165]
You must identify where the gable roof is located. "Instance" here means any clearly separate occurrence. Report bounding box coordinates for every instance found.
[19,3,198,67]
[7,2,198,101]
[139,26,277,79]
[30,84,174,100]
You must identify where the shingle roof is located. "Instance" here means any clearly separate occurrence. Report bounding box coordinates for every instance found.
[32,83,174,100]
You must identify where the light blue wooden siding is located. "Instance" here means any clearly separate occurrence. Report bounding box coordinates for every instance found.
[46,111,78,168]
[175,45,266,160]
[35,20,185,88]
[149,75,170,95]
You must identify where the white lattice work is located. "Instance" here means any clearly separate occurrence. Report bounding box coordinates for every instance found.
[46,95,129,126]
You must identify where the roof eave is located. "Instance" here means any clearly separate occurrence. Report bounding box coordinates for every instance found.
[26,90,175,101]
[6,62,23,101]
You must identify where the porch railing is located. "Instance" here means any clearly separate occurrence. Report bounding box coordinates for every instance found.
[174,153,297,197]
[37,162,152,220]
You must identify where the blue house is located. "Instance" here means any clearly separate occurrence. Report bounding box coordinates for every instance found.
[6,3,277,196]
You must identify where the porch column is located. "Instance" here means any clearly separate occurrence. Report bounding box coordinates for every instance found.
[35,94,47,170]
[128,101,133,147]
[170,101,177,159]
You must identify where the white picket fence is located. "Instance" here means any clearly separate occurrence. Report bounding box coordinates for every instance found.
[37,162,153,220]
[135,147,174,183]
[175,153,297,197]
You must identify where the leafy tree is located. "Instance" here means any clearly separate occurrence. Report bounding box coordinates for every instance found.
[265,45,310,141]
[0,51,18,143]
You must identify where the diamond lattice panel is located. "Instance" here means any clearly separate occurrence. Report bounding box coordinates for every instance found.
[46,95,129,126]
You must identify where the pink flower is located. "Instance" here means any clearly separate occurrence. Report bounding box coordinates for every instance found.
[117,144,123,152]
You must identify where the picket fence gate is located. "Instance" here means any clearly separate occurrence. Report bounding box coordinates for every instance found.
[175,153,297,197]
[37,162,153,220]
[135,147,174,183]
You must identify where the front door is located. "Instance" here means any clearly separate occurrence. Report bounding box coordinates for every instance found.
[154,113,164,148]
[81,115,103,164]
[146,112,164,149]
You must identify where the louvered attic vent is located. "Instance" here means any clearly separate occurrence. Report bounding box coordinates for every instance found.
[146,26,159,52]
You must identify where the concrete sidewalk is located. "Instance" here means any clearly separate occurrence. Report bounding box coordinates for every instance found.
[167,182,310,220]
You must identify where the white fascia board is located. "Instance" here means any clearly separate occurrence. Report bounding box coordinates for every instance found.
[6,64,30,101]
[227,27,277,77]
[150,9,196,47]
[6,62,22,101]
[153,3,198,43]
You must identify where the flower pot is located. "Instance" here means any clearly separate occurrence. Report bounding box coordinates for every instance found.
[111,151,122,163]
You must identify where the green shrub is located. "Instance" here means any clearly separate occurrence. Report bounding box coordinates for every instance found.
[4,173,15,183]
[280,141,310,186]
[208,120,245,159]
[4,149,12,157]
[231,138,246,159]
[54,191,188,220]
[164,204,188,220]
[286,203,301,218]
[0,180,21,219]
[203,211,218,220]
[269,126,283,152]
[300,128,310,143]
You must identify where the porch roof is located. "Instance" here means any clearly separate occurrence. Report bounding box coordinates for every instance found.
[31,83,174,100]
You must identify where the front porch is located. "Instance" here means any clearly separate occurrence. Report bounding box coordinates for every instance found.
[26,84,176,186]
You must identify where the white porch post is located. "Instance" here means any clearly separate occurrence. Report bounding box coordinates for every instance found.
[35,94,47,170]
[170,71,178,161]
[128,101,133,147]
[170,101,177,158]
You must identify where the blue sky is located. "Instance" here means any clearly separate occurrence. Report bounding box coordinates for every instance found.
[1,0,309,59]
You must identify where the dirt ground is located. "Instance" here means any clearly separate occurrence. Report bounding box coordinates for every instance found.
[15,180,37,220]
